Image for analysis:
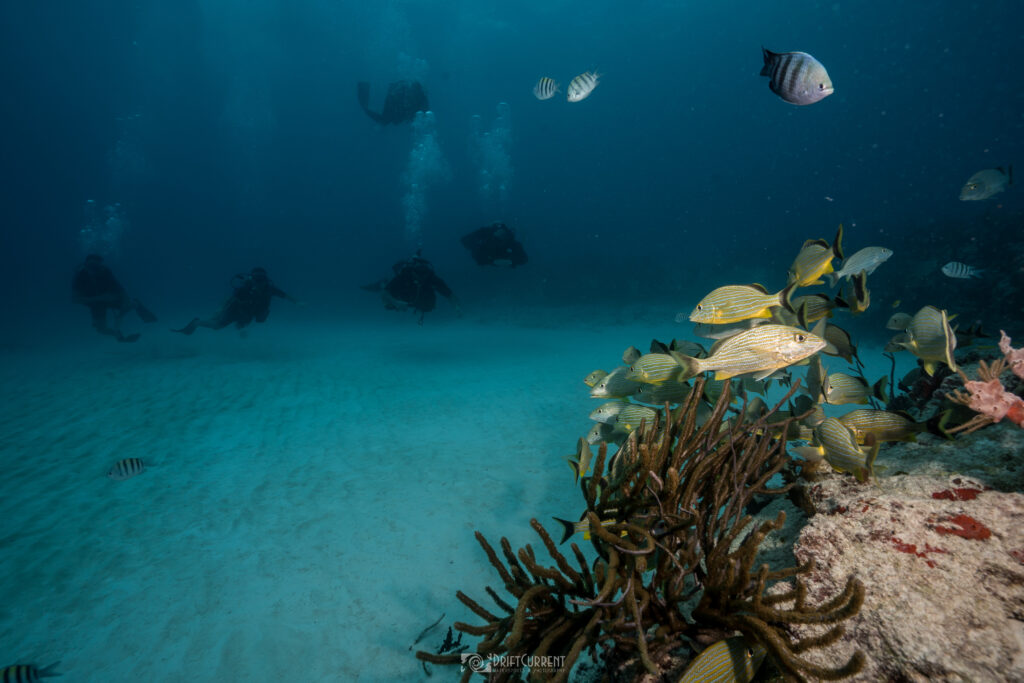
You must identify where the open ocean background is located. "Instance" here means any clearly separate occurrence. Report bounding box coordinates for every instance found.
[1,1,1022,680]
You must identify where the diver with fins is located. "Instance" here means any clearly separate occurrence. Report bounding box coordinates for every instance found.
[356,80,429,125]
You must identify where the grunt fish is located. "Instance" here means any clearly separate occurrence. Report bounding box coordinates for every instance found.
[688,283,796,324]
[959,166,1011,201]
[590,367,641,398]
[589,400,630,424]
[822,372,888,405]
[899,305,958,376]
[671,324,827,381]
[612,404,659,434]
[627,353,683,384]
[679,636,766,683]
[838,409,925,444]
[583,369,608,388]
[794,418,879,482]
[787,224,844,286]
[825,246,892,287]
[886,312,912,331]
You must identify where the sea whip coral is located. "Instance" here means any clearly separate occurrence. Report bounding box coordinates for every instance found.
[999,330,1024,379]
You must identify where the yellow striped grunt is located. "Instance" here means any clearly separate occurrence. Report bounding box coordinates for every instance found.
[590,367,641,398]
[679,636,767,683]
[567,71,600,102]
[688,283,796,324]
[838,409,925,444]
[899,305,958,376]
[822,372,889,405]
[532,76,559,100]
[612,404,658,434]
[589,400,630,424]
[787,223,844,286]
[760,48,833,106]
[627,353,683,384]
[794,417,879,482]
[692,318,767,340]
[671,324,826,381]
[108,458,145,481]
[0,663,62,683]
[583,369,608,388]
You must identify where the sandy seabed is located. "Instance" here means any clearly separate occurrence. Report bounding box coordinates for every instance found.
[0,311,906,681]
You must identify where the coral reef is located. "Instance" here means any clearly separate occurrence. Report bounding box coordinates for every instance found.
[419,381,864,681]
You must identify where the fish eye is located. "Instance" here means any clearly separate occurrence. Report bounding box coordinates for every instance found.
[696,304,703,311]
[795,334,806,342]
[818,83,824,90]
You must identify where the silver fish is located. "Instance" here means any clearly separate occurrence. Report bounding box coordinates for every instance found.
[941,261,983,279]
[959,166,1011,201]
[532,77,559,100]
[886,312,912,330]
[567,71,600,102]
[825,247,893,287]
[108,458,145,481]
[590,400,630,424]
[590,367,641,398]
[760,48,833,105]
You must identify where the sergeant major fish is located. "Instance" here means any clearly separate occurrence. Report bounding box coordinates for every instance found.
[567,71,600,102]
[532,77,559,100]
[0,663,62,683]
[760,48,834,105]
[959,166,1012,201]
[670,324,827,381]
[108,458,145,481]
[941,261,983,279]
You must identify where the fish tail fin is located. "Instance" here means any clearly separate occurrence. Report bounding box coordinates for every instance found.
[872,376,890,403]
[566,457,582,482]
[779,282,797,313]
[928,409,956,440]
[552,517,576,544]
[972,268,984,279]
[862,435,880,481]
[760,47,775,75]
[796,301,811,330]
[669,351,702,380]
[832,295,850,309]
[833,223,845,260]
[824,272,839,288]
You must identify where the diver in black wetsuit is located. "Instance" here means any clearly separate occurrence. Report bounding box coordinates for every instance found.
[71,253,157,342]
[363,252,460,324]
[171,267,297,335]
[356,80,429,125]
[460,222,528,268]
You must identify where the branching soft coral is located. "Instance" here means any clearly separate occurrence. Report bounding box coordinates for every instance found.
[947,357,1024,434]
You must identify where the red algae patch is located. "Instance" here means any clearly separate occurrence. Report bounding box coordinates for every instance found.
[931,514,992,540]
[931,488,982,501]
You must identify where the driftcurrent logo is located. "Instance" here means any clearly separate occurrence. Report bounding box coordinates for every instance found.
[460,652,491,673]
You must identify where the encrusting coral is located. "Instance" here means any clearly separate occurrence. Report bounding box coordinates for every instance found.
[418,379,864,681]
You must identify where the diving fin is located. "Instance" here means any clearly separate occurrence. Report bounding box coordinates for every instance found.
[135,301,158,323]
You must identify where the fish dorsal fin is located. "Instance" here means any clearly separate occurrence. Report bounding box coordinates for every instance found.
[802,238,829,250]
[749,282,769,294]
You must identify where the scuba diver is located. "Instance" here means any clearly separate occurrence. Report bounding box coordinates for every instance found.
[72,253,157,342]
[356,80,429,125]
[460,222,528,267]
[362,251,460,324]
[171,267,297,335]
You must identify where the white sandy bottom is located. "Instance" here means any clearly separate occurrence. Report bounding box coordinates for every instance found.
[0,316,909,681]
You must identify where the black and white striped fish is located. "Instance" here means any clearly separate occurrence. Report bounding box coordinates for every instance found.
[532,77,559,100]
[567,71,599,102]
[0,662,62,682]
[941,261,983,279]
[760,48,833,105]
[107,457,145,481]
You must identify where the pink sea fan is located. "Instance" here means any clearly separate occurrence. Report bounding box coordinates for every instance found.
[1000,330,1024,379]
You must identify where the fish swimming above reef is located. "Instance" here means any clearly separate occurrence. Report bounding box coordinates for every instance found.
[678,636,766,683]
[627,353,683,384]
[589,400,629,424]
[793,417,879,482]
[821,322,858,363]
[611,404,659,434]
[356,80,428,125]
[688,284,796,325]
[825,246,893,287]
[671,324,827,381]
[633,379,692,406]
[532,76,559,100]
[760,48,834,105]
[898,305,958,376]
[959,166,1011,201]
[691,318,767,340]
[820,372,889,405]
[788,224,845,287]
[838,409,927,444]
[941,261,983,279]
[582,369,609,388]
[887,312,912,331]
[792,294,845,325]
[590,367,642,398]
[567,71,600,102]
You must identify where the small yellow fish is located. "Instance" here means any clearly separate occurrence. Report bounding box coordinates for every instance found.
[612,404,658,434]
[838,409,924,444]
[553,510,621,543]
[627,353,683,384]
[899,305,958,376]
[679,636,766,683]
[671,325,826,381]
[822,372,888,405]
[583,369,608,388]
[794,417,879,482]
[787,223,844,286]
[566,437,594,482]
[689,283,796,324]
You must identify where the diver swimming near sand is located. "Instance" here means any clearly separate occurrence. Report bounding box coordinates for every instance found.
[171,267,297,335]
[72,254,157,343]
[357,80,429,126]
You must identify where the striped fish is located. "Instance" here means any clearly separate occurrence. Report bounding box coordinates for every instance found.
[107,457,145,481]
[671,324,826,381]
[899,305,958,376]
[941,261,983,279]
[627,353,682,384]
[839,409,925,444]
[692,318,767,340]
[552,511,621,544]
[679,637,766,683]
[0,663,61,682]
[822,372,888,405]
[795,417,879,482]
[760,48,833,105]
[611,404,658,434]
[590,367,642,398]
[959,166,1011,201]
[787,224,844,286]
[532,76,559,100]
[589,400,630,424]
[688,283,796,325]
[567,71,600,102]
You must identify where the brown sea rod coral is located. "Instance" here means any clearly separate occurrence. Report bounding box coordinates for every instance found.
[418,379,864,682]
